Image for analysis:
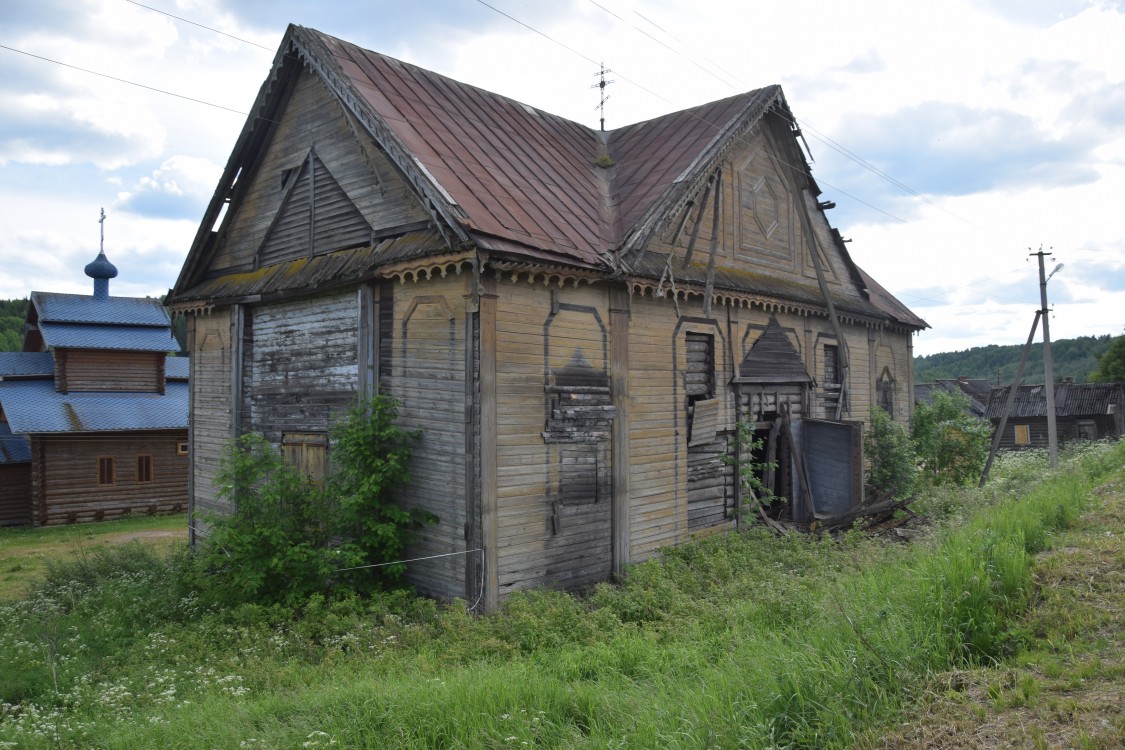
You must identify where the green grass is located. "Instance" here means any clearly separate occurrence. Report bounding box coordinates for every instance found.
[0,443,1121,749]
[0,513,186,600]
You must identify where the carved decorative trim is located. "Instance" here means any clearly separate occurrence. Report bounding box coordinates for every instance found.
[381,253,473,284]
[489,260,604,288]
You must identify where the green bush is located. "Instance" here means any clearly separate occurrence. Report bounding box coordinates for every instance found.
[865,406,918,500]
[911,391,992,486]
[195,395,427,607]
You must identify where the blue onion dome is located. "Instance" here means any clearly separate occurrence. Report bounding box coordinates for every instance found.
[84,251,119,280]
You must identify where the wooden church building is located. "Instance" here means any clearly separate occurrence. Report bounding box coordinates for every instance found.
[167,25,927,607]
[0,248,188,526]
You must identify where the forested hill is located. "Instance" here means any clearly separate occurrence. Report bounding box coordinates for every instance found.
[0,298,28,352]
[914,334,1115,385]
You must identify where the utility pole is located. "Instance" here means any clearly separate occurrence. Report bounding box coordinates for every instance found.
[1030,246,1059,467]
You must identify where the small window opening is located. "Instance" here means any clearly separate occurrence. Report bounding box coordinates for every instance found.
[823,344,840,386]
[176,441,189,456]
[685,332,715,444]
[98,456,115,485]
[137,455,153,483]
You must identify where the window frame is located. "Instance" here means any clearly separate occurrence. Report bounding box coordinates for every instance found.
[136,454,154,483]
[97,456,115,486]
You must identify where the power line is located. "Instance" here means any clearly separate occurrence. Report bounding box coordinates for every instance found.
[0,43,248,116]
[123,0,275,51]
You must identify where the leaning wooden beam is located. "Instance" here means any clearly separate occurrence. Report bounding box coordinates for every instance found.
[779,153,850,418]
[681,170,717,268]
[702,167,723,318]
[979,310,1042,487]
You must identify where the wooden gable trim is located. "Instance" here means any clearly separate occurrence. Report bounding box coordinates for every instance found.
[288,28,472,248]
[171,41,301,298]
[617,86,783,267]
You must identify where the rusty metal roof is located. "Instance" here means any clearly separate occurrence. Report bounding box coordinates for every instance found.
[316,30,608,266]
[985,382,1123,419]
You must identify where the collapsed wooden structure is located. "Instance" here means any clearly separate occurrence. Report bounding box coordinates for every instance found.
[168,25,927,606]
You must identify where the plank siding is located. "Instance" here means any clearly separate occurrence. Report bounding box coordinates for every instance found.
[30,432,187,525]
[210,70,429,273]
[189,310,233,519]
[245,292,359,443]
[494,282,613,595]
[388,275,469,601]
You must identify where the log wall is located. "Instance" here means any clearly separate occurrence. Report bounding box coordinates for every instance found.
[55,350,165,393]
[0,464,31,526]
[29,431,187,526]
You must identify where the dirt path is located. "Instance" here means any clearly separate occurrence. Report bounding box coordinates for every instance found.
[865,476,1125,749]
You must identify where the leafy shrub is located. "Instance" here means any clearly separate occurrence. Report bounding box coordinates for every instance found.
[865,406,918,500]
[911,391,992,486]
[195,395,427,607]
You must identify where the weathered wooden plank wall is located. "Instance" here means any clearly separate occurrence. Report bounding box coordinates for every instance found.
[244,291,359,443]
[29,432,187,525]
[493,282,612,595]
[188,309,233,524]
[389,275,470,601]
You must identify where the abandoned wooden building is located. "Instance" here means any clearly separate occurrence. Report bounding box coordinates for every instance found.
[0,251,188,526]
[985,380,1124,451]
[167,25,927,606]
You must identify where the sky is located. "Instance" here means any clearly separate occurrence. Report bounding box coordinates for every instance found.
[1,0,1123,357]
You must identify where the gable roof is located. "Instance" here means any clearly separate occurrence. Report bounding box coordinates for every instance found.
[984,382,1124,419]
[0,380,189,435]
[171,25,924,333]
[26,291,176,353]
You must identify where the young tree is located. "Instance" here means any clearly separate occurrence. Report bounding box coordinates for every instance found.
[865,406,918,501]
[911,391,992,487]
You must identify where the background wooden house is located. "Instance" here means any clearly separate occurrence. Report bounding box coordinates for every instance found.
[985,380,1124,450]
[168,25,927,606]
[914,377,994,417]
[0,252,188,526]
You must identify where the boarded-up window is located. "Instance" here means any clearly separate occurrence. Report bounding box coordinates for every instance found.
[1014,424,1030,445]
[98,456,115,485]
[823,344,839,386]
[877,374,894,414]
[136,455,153,483]
[685,332,715,444]
[282,433,328,483]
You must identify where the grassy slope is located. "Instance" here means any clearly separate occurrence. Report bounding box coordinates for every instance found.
[861,467,1125,749]
[0,445,1121,749]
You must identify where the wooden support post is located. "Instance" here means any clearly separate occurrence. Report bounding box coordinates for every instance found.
[609,286,631,576]
[980,311,1041,487]
[479,275,499,610]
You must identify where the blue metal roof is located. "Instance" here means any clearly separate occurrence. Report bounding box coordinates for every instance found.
[31,292,171,327]
[0,422,30,464]
[0,352,54,378]
[0,380,188,434]
[166,356,189,380]
[39,322,178,352]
